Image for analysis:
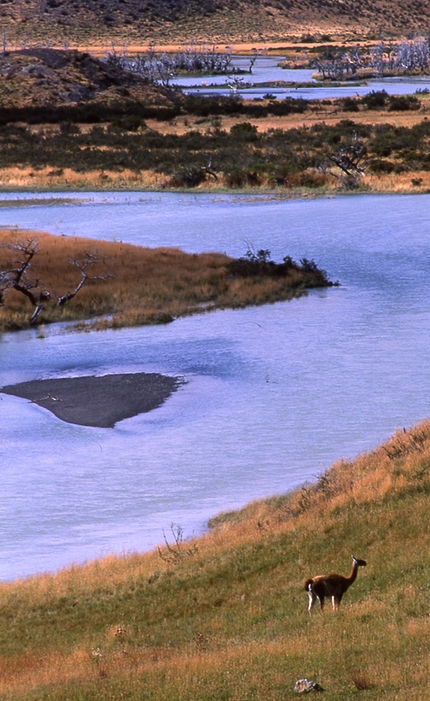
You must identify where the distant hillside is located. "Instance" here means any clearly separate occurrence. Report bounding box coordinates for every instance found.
[1,0,430,46]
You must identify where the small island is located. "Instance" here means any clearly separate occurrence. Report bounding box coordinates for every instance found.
[0,230,335,333]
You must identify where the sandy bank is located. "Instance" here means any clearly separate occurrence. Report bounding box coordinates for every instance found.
[1,373,184,428]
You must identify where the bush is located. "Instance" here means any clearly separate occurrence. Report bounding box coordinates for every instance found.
[388,95,421,111]
[224,168,261,188]
[183,95,243,117]
[340,97,360,112]
[227,248,284,277]
[109,115,146,131]
[227,250,332,286]
[167,166,207,188]
[268,97,308,116]
[230,122,258,141]
[361,90,388,109]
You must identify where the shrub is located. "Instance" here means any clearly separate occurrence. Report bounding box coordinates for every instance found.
[109,115,147,131]
[361,90,388,109]
[227,249,283,277]
[388,94,421,111]
[230,122,258,140]
[268,97,308,116]
[183,95,243,117]
[340,97,360,112]
[167,166,207,188]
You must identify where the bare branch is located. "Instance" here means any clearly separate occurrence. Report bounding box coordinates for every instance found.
[56,250,112,307]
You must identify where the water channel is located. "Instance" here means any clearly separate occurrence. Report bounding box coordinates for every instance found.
[177,54,430,99]
[1,192,430,581]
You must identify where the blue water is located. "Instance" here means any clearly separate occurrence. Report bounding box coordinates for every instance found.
[175,53,430,99]
[1,192,430,581]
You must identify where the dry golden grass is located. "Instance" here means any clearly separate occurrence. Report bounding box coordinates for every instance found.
[3,163,430,196]
[0,166,168,191]
[0,229,326,330]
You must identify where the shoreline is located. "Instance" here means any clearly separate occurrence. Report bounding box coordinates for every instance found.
[0,182,430,197]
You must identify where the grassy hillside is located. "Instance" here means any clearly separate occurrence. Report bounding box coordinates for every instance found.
[1,419,429,699]
[1,0,430,45]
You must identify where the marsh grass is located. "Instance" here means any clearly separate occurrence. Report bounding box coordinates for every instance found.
[1,419,430,699]
[0,230,331,331]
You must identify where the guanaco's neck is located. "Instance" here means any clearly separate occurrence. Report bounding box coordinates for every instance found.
[347,560,359,585]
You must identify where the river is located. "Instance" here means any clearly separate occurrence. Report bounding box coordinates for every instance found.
[175,54,430,99]
[1,192,430,581]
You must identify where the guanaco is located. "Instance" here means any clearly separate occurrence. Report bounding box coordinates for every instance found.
[305,555,367,613]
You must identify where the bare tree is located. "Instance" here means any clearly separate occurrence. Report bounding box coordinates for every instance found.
[327,132,367,179]
[108,41,233,84]
[395,38,430,72]
[0,239,111,325]
[249,48,261,74]
[0,239,50,324]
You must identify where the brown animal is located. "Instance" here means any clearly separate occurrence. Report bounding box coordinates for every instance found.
[305,555,367,613]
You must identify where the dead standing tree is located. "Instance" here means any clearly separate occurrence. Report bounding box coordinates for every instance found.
[327,132,368,184]
[0,239,110,325]
[0,238,50,324]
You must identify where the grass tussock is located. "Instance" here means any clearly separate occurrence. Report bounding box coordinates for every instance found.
[0,230,333,331]
[1,419,430,699]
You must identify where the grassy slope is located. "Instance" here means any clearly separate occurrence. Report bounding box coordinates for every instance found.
[2,0,430,44]
[1,5,429,695]
[0,420,429,699]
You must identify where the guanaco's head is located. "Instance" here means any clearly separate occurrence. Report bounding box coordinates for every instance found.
[352,555,367,567]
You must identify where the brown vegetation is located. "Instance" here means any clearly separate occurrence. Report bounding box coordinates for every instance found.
[0,230,333,331]
[1,45,430,197]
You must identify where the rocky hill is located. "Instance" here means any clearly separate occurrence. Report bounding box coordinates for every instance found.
[0,48,176,108]
[1,0,430,46]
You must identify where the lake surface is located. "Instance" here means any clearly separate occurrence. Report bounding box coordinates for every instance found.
[1,192,430,581]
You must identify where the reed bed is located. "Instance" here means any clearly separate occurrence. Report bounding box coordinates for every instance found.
[1,418,430,699]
